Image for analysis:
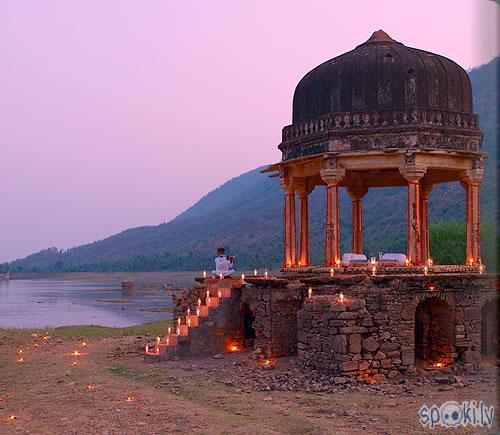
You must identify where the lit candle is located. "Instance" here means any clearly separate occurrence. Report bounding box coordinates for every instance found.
[16,357,25,363]
[177,318,181,326]
[187,307,191,316]
[335,259,341,267]
[298,261,301,267]
[371,265,376,276]
[203,270,207,278]
[254,269,258,276]
[339,292,344,304]
[168,326,171,335]
[124,396,134,402]
[405,258,410,267]
[156,336,160,345]
[479,261,485,274]
[145,345,149,353]
[424,266,428,275]
[264,270,268,279]
[427,258,433,267]
[330,268,334,277]
[308,287,312,298]
[219,273,224,280]
[287,260,291,268]
[241,273,245,283]
[81,342,87,347]
[370,257,376,266]
[187,318,191,327]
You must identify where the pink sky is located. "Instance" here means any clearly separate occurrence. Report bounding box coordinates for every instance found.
[0,0,498,263]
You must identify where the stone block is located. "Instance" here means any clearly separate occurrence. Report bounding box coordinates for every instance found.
[374,351,386,360]
[339,326,368,334]
[332,335,347,354]
[359,360,370,371]
[362,336,380,352]
[340,360,359,372]
[349,334,361,353]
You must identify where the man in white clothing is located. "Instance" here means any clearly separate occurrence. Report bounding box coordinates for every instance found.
[212,247,235,277]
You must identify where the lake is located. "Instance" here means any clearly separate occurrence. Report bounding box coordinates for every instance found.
[0,273,197,328]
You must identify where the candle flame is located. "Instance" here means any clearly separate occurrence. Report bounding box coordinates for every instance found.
[4,415,16,421]
[203,270,207,278]
[405,258,410,267]
[187,318,191,327]
[85,384,95,391]
[71,361,77,366]
[177,318,181,325]
[187,307,190,315]
[176,328,181,336]
[219,273,223,280]
[196,308,200,316]
[308,287,312,298]
[423,266,428,275]
[156,336,160,344]
[371,265,376,276]
[254,269,258,276]
[16,357,25,363]
[81,342,87,347]
[72,350,81,356]
[124,396,134,402]
[339,292,344,303]
[197,298,201,306]
[264,270,268,279]
[218,290,221,298]
[145,345,149,353]
[330,268,334,277]
[166,338,169,345]
[168,326,171,335]
[241,273,245,282]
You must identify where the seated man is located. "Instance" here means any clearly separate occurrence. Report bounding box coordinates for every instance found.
[212,247,235,277]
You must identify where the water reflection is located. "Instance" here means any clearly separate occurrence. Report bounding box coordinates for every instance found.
[0,277,191,328]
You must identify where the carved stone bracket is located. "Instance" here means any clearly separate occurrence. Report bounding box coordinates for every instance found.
[346,181,368,200]
[399,165,427,183]
[460,168,484,187]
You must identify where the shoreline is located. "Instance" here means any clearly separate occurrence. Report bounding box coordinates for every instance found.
[4,271,201,282]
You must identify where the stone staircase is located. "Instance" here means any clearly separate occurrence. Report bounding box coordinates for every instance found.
[144,277,244,361]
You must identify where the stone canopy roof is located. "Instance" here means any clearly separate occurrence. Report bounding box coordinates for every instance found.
[293,30,473,123]
[279,30,483,161]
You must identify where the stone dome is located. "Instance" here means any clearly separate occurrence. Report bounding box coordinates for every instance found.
[292,30,473,124]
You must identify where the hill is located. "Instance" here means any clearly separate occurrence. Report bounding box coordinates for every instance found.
[6,57,498,273]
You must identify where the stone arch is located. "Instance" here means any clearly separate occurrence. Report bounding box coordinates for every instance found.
[480,297,498,360]
[237,302,256,348]
[414,297,455,368]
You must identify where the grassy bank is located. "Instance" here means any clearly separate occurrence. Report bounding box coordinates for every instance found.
[0,320,172,340]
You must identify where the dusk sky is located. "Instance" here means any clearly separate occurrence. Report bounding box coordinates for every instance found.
[1,0,498,263]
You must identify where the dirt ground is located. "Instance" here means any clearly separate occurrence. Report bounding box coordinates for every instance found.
[0,331,497,434]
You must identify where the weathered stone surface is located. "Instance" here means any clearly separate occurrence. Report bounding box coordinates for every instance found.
[340,361,358,372]
[349,334,361,354]
[362,337,380,352]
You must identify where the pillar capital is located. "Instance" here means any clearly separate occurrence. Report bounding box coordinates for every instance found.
[460,168,484,187]
[346,183,368,201]
[320,168,345,186]
[295,178,315,198]
[421,182,433,199]
[399,165,427,183]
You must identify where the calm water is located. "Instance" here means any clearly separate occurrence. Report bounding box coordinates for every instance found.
[0,277,194,328]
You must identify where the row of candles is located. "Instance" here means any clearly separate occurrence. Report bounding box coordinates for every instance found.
[307,286,344,304]
[145,286,233,356]
[202,269,269,280]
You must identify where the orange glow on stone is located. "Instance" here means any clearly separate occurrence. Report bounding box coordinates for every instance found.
[124,396,135,403]
[16,358,25,363]
[3,415,17,422]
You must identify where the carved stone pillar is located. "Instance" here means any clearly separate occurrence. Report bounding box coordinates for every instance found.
[320,164,345,267]
[420,183,432,265]
[296,181,314,267]
[347,184,368,254]
[400,165,427,266]
[282,185,296,267]
[461,166,483,265]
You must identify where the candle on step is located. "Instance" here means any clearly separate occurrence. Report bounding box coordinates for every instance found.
[241,273,245,283]
[254,269,258,276]
[203,270,207,278]
[330,268,334,277]
[219,273,223,280]
[264,270,268,279]
[371,265,376,276]
[308,287,312,298]
[177,319,189,336]
[339,292,344,304]
[424,266,428,275]
[186,313,199,327]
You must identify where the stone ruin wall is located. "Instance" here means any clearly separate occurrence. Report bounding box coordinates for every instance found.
[170,275,497,377]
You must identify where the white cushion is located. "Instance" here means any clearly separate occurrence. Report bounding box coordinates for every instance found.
[380,253,406,264]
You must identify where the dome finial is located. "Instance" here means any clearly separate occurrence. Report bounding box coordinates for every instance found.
[365,29,396,44]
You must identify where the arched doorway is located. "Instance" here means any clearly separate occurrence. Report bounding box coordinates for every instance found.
[415,298,454,368]
[481,299,498,361]
[240,303,256,348]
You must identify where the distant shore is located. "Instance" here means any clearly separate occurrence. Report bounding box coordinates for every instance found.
[4,271,200,283]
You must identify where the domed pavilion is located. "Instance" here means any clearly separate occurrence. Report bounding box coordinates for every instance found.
[266,30,485,269]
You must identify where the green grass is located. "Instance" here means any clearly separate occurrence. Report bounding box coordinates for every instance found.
[0,320,172,339]
[139,306,174,313]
